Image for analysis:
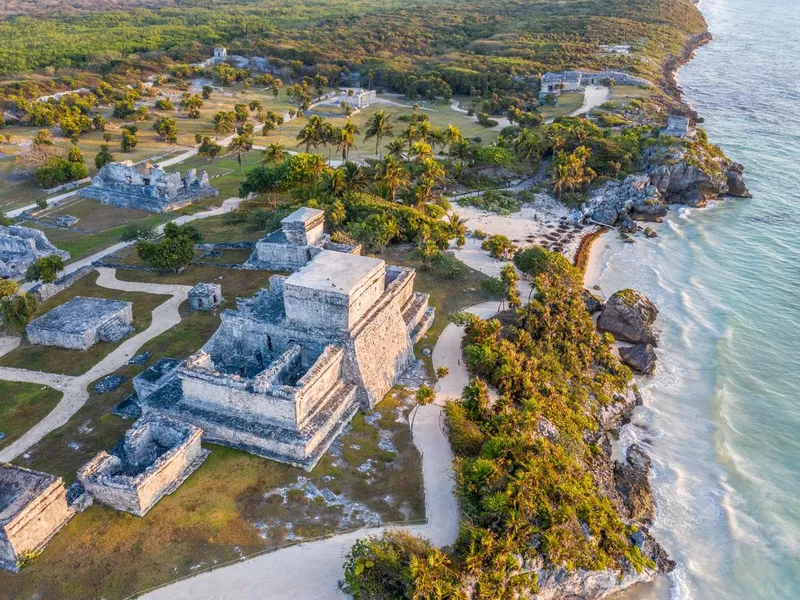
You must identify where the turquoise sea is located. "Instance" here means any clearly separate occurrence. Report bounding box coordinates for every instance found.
[588,0,800,598]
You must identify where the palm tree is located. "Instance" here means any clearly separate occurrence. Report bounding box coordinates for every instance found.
[319,168,346,197]
[375,156,409,202]
[442,124,464,150]
[386,138,406,160]
[263,143,286,164]
[341,161,367,192]
[513,128,546,164]
[364,110,394,159]
[296,115,326,153]
[447,213,468,249]
[409,141,433,162]
[305,153,329,182]
[227,134,253,173]
[337,120,361,161]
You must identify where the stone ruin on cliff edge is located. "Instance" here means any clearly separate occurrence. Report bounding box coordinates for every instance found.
[137,214,434,470]
[80,161,218,213]
[0,225,70,281]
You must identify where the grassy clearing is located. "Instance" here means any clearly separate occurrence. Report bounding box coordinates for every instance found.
[0,271,170,375]
[3,384,423,600]
[539,92,585,120]
[191,212,267,243]
[0,381,62,451]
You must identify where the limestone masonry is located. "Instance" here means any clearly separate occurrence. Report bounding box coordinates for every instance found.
[80,161,218,213]
[245,206,361,271]
[26,296,134,350]
[0,465,75,572]
[138,234,434,470]
[77,414,209,517]
[188,283,223,311]
[0,225,70,281]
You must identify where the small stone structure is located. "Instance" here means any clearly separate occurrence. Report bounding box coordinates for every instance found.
[26,296,134,350]
[0,465,74,572]
[540,72,583,98]
[338,89,377,108]
[188,283,223,311]
[80,161,218,213]
[77,414,209,517]
[662,115,694,140]
[539,70,649,100]
[139,249,434,470]
[0,225,70,281]
[213,46,228,60]
[245,206,361,271]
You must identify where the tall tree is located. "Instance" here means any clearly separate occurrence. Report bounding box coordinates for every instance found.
[364,110,394,159]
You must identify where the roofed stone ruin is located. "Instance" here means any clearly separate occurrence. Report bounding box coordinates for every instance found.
[138,249,434,470]
[26,296,134,350]
[188,282,223,311]
[0,465,75,572]
[80,161,218,213]
[245,206,361,271]
[0,225,70,281]
[77,414,209,517]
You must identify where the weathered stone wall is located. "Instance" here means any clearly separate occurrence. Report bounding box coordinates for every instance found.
[253,241,320,272]
[0,467,73,572]
[77,415,208,517]
[0,226,70,281]
[26,297,133,350]
[30,265,94,302]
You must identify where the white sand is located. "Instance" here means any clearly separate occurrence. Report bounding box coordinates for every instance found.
[451,194,598,262]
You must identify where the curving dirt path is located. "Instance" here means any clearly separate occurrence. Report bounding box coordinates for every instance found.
[0,268,192,462]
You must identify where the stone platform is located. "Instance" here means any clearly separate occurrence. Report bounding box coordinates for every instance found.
[26,296,134,350]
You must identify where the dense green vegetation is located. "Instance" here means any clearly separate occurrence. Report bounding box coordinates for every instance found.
[344,249,649,597]
[0,0,704,97]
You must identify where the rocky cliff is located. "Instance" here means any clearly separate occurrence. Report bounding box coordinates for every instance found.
[576,137,749,229]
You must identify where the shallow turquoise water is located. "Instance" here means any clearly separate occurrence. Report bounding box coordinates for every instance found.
[588,0,800,598]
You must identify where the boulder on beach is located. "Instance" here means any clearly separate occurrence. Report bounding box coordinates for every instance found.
[614,443,654,523]
[597,289,658,345]
[619,343,657,374]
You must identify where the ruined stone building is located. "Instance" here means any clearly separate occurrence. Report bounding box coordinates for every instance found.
[0,225,70,280]
[77,414,208,517]
[338,89,377,108]
[662,115,694,140]
[0,465,74,572]
[80,161,218,213]
[137,248,434,470]
[188,283,223,311]
[26,296,133,350]
[245,206,361,271]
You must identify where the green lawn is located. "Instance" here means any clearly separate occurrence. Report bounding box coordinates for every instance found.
[0,381,62,451]
[0,272,170,375]
[539,92,585,120]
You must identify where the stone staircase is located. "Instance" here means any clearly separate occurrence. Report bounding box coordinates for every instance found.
[98,317,134,344]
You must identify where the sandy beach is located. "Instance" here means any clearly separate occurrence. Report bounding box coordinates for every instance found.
[452,194,599,262]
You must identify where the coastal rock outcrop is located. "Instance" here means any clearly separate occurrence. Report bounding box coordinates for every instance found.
[582,289,604,314]
[619,343,657,374]
[597,290,659,346]
[614,443,655,523]
[574,141,750,229]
